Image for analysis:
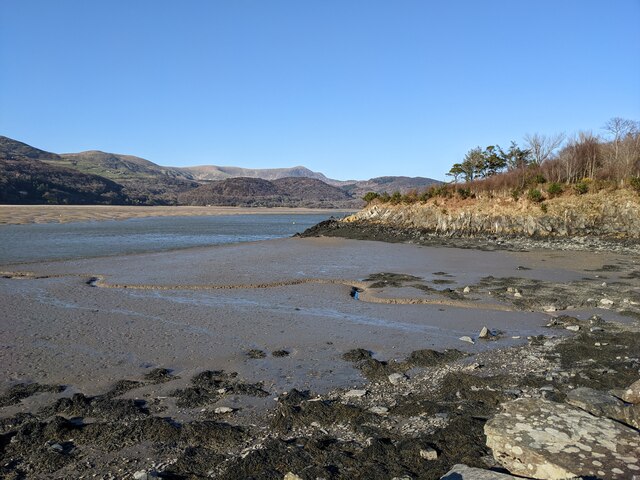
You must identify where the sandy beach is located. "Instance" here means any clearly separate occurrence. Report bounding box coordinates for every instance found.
[0,205,354,225]
[1,235,639,478]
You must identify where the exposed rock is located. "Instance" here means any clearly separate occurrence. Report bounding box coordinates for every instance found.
[485,398,640,479]
[566,387,640,428]
[622,379,640,404]
[440,464,521,479]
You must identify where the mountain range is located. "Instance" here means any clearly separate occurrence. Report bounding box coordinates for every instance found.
[0,135,440,207]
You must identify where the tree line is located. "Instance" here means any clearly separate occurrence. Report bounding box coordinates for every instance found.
[363,117,640,205]
[447,117,640,186]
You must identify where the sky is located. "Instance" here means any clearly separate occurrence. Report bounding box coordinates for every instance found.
[1,1,639,181]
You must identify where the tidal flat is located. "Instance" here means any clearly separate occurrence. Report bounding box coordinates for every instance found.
[1,235,639,478]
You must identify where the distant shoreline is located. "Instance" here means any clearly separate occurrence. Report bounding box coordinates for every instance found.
[0,205,355,225]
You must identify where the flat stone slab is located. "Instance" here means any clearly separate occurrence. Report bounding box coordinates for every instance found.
[440,464,521,479]
[566,386,640,429]
[485,398,640,479]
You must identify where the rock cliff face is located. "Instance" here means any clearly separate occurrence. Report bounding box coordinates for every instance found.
[344,190,640,239]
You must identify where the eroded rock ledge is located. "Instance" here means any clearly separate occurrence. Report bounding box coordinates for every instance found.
[301,190,640,253]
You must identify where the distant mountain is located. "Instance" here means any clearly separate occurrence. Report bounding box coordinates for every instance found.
[179,177,358,208]
[0,135,441,206]
[331,176,441,198]
[0,136,62,161]
[0,157,129,205]
[180,165,330,182]
[47,150,200,205]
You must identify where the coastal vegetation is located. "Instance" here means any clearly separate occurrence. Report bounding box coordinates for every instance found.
[363,117,640,205]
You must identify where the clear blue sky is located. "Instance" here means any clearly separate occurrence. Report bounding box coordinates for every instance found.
[1,0,639,181]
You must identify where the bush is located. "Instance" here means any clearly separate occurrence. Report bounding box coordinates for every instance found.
[547,182,564,196]
[511,188,522,201]
[630,177,640,195]
[527,188,543,202]
[390,191,403,204]
[528,174,547,185]
[574,182,589,195]
[540,202,548,213]
[378,192,391,203]
[362,192,379,203]
[457,187,472,199]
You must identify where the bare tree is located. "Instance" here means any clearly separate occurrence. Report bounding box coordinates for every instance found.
[523,132,565,165]
[603,117,636,163]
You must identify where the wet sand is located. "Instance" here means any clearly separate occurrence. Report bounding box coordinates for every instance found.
[1,236,639,478]
[2,237,635,398]
[0,205,353,225]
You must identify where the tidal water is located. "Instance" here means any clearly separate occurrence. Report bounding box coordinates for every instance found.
[0,213,338,264]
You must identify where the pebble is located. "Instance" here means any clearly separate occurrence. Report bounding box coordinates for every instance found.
[48,442,64,453]
[133,471,160,480]
[543,305,557,312]
[459,336,475,344]
[344,389,367,398]
[463,286,471,293]
[600,298,614,306]
[284,473,303,480]
[419,447,438,460]
[369,406,389,415]
[214,406,234,414]
[388,373,407,385]
[479,326,490,338]
[566,325,580,332]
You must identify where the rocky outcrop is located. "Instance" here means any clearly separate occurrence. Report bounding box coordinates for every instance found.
[345,190,640,239]
[566,387,640,429]
[484,398,640,479]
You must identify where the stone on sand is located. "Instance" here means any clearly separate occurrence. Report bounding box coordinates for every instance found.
[484,398,640,479]
[459,336,475,344]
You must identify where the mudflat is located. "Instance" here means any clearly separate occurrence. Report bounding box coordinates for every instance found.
[1,236,639,478]
[0,205,353,225]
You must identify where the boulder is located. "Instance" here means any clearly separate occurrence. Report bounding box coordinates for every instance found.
[439,464,521,479]
[566,387,640,428]
[622,379,640,404]
[485,398,640,479]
